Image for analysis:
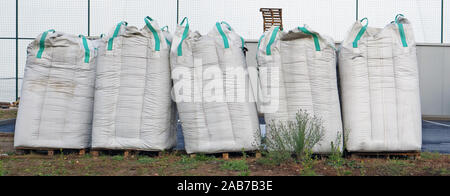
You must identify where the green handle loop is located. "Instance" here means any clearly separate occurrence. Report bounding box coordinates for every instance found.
[145,16,161,51]
[79,35,90,63]
[177,17,189,56]
[266,26,280,55]
[240,36,245,49]
[353,17,368,48]
[395,14,408,47]
[220,21,233,31]
[36,29,55,59]
[108,21,127,51]
[298,26,321,51]
[160,26,171,47]
[216,22,230,49]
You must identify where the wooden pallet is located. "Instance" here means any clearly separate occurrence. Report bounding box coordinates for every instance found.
[89,149,166,159]
[260,8,283,32]
[348,151,421,159]
[15,147,88,156]
[189,151,262,160]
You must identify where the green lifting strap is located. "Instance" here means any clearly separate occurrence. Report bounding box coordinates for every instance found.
[353,18,368,48]
[220,21,245,49]
[266,26,280,55]
[160,26,172,46]
[145,16,161,51]
[257,34,265,50]
[36,29,55,59]
[216,22,229,49]
[79,35,90,63]
[298,27,321,51]
[240,36,245,49]
[108,21,127,51]
[395,14,408,47]
[177,17,189,56]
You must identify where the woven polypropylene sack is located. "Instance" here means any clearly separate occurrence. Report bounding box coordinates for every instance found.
[170,19,260,154]
[257,26,343,153]
[92,18,176,150]
[14,31,96,149]
[338,15,421,152]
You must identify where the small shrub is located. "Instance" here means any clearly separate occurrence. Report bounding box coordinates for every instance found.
[263,110,324,165]
[221,160,249,172]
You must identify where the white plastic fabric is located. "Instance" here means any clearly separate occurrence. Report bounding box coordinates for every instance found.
[92,19,176,151]
[170,21,260,154]
[339,16,422,152]
[14,31,97,149]
[257,26,343,153]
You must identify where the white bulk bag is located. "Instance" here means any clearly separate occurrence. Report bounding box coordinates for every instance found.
[170,18,260,154]
[14,31,96,149]
[339,15,422,152]
[257,26,343,153]
[92,17,176,151]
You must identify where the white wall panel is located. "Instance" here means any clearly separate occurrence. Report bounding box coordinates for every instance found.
[91,0,177,36]
[18,0,88,37]
[444,0,449,43]
[359,0,441,43]
[0,0,16,37]
[179,0,355,41]
[0,40,16,102]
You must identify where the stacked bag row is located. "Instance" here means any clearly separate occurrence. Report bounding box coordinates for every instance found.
[256,14,421,153]
[14,14,422,154]
[15,17,178,151]
[14,17,259,154]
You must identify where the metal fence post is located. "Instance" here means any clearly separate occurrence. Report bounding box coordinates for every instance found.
[15,0,19,101]
[88,0,90,36]
[177,0,179,24]
[441,0,444,43]
[356,0,359,21]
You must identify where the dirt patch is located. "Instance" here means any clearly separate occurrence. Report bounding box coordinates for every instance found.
[0,152,448,176]
[0,133,14,154]
[0,109,17,120]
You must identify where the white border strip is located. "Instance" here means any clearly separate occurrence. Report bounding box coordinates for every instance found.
[424,120,450,128]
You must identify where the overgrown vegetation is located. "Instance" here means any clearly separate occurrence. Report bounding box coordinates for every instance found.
[421,151,441,160]
[327,131,345,168]
[259,110,324,168]
[0,160,6,176]
[111,155,124,161]
[0,151,448,176]
[137,156,156,164]
[221,160,249,173]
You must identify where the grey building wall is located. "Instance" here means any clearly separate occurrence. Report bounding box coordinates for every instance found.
[245,42,450,118]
